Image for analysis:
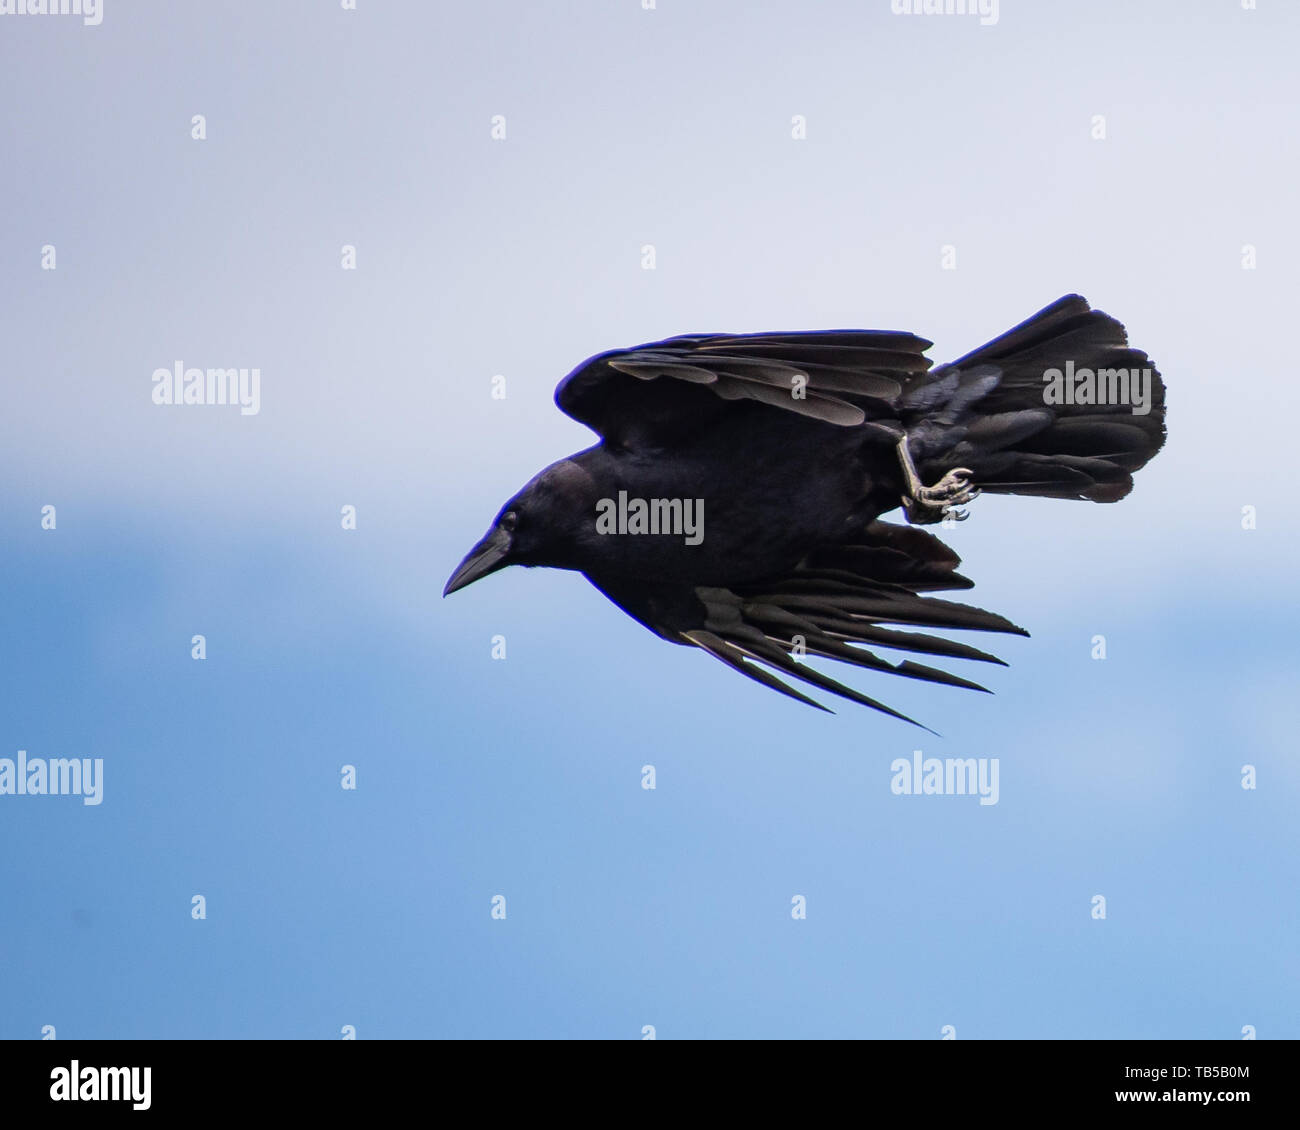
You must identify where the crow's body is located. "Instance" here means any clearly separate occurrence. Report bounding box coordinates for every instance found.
[552,410,871,585]
[446,295,1166,726]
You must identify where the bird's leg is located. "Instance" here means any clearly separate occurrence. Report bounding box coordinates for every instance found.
[895,436,980,525]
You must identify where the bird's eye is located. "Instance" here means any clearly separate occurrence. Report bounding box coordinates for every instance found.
[501,510,519,533]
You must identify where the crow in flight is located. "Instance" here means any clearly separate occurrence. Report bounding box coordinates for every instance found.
[445,295,1166,726]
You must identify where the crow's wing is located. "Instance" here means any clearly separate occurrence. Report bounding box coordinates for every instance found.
[557,297,1167,501]
[585,521,1027,729]
[555,328,934,447]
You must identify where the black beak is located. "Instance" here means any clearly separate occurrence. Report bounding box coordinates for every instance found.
[444,525,512,596]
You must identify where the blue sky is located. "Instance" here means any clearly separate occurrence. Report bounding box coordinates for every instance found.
[1,0,1297,1039]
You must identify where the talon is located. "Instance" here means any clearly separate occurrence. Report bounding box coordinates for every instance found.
[895,438,981,526]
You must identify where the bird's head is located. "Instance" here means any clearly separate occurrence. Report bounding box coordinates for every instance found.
[443,458,598,596]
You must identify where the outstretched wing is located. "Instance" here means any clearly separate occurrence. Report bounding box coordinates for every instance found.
[585,521,1027,730]
[555,328,935,448]
[555,296,1166,501]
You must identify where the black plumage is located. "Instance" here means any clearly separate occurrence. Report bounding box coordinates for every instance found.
[445,295,1166,726]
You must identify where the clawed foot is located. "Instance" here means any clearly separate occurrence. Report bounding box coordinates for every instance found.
[904,467,980,524]
[894,437,981,526]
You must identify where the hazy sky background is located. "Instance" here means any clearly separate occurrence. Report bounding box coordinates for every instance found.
[2,0,1297,1038]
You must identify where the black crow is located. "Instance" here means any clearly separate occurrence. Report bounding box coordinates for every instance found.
[445,295,1166,726]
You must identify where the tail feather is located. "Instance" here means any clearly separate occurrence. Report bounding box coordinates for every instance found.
[910,295,1166,502]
